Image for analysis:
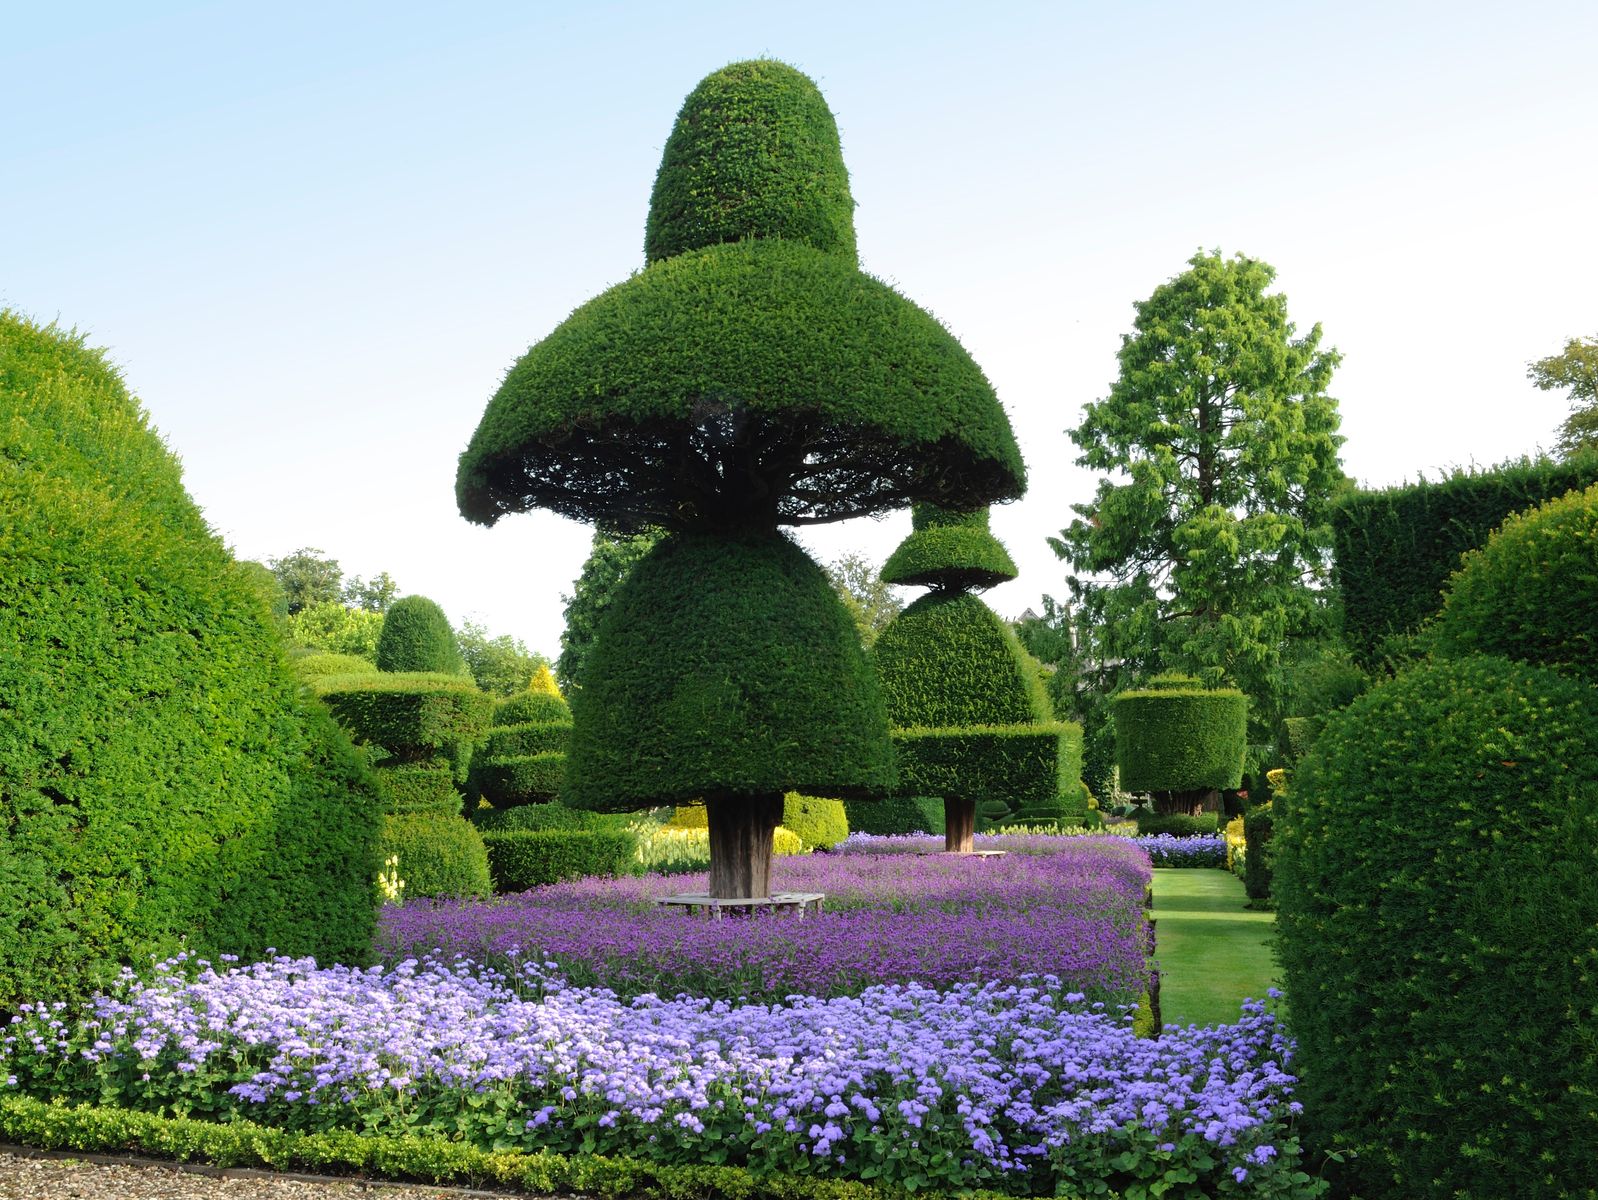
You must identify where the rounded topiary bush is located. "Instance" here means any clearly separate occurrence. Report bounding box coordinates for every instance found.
[375,595,466,675]
[375,764,462,816]
[1274,655,1598,1200]
[493,689,571,725]
[880,505,1018,592]
[378,812,492,900]
[1435,481,1598,685]
[779,795,849,849]
[0,313,382,1007]
[873,592,1050,728]
[1113,683,1246,802]
[564,531,892,810]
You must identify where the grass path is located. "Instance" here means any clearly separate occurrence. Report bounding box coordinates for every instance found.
[1149,868,1278,1028]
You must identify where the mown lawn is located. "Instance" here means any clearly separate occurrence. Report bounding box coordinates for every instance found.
[1150,867,1278,1028]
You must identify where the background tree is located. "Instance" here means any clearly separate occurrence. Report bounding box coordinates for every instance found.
[456,61,1025,898]
[458,618,550,696]
[287,599,385,659]
[556,529,663,692]
[344,571,399,613]
[268,547,344,615]
[1054,249,1346,723]
[823,551,903,648]
[1528,332,1598,459]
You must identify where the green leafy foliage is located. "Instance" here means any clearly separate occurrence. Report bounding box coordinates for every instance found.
[557,528,664,691]
[493,689,571,725]
[1113,686,1248,794]
[0,312,380,1006]
[881,505,1018,591]
[1241,805,1274,902]
[1055,250,1345,714]
[291,652,378,680]
[455,237,1025,532]
[469,753,565,807]
[1434,482,1598,685]
[318,677,493,766]
[1528,332,1598,458]
[1132,812,1220,836]
[822,551,903,649]
[267,547,343,615]
[1274,655,1598,1199]
[1279,717,1320,763]
[458,618,549,696]
[376,595,467,675]
[470,803,641,834]
[645,59,857,265]
[564,532,893,811]
[482,830,639,891]
[378,812,491,900]
[873,592,1050,728]
[893,725,1082,823]
[374,764,462,816]
[482,722,570,759]
[841,795,944,836]
[1330,453,1598,665]
[778,795,850,849]
[286,599,384,659]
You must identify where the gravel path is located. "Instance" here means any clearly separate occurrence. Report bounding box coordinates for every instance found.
[0,1151,528,1200]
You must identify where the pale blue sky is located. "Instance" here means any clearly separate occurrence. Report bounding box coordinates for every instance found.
[5,1,1595,655]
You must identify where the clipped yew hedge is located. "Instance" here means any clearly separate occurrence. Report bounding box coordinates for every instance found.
[317,673,492,773]
[0,312,380,1007]
[1274,655,1598,1199]
[880,505,1018,592]
[1113,685,1247,794]
[893,724,1081,823]
[379,812,492,900]
[375,595,466,675]
[483,829,639,891]
[1330,453,1598,665]
[1434,482,1598,685]
[842,795,944,837]
[374,764,462,816]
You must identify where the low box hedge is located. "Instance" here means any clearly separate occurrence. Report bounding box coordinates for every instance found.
[482,829,638,891]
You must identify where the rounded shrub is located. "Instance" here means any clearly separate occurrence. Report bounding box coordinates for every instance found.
[0,313,381,1008]
[375,595,466,675]
[377,812,491,900]
[1274,655,1598,1199]
[873,592,1050,728]
[316,673,493,776]
[493,690,571,725]
[563,531,892,810]
[645,59,857,265]
[1435,481,1598,685]
[375,764,462,816]
[880,505,1018,591]
[1113,684,1247,794]
[779,795,849,850]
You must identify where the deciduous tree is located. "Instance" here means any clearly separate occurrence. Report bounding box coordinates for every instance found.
[1528,333,1598,459]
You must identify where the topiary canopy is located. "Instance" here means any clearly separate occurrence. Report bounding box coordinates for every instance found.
[1113,684,1247,794]
[456,61,1024,534]
[376,595,465,675]
[563,531,893,811]
[881,505,1018,591]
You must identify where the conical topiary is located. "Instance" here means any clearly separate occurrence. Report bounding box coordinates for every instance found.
[456,62,1024,897]
[375,596,465,675]
[873,508,1081,851]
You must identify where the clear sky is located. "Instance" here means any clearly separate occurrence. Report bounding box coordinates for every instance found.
[6,1,1594,656]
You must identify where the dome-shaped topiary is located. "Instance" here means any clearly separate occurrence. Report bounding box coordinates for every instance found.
[645,59,857,265]
[1112,682,1247,806]
[494,688,571,725]
[1274,655,1598,1200]
[376,595,466,675]
[872,592,1050,728]
[880,505,1018,591]
[0,312,381,1007]
[1434,482,1598,685]
[565,531,892,813]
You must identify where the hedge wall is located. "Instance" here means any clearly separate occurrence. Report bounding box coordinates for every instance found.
[892,724,1081,822]
[1330,453,1598,665]
[482,722,570,760]
[483,829,639,891]
[841,795,944,836]
[0,312,381,1007]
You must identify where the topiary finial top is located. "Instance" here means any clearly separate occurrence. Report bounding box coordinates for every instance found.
[645,60,857,264]
[881,504,1019,591]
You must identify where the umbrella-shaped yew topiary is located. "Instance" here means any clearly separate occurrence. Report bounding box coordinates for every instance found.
[456,61,1025,898]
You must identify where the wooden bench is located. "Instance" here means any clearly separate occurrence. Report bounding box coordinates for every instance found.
[655,891,825,919]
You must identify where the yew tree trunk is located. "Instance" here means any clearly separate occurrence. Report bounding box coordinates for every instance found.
[706,792,784,899]
[944,795,976,854]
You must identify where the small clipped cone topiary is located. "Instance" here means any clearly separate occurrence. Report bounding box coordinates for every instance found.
[1274,655,1598,1199]
[376,596,466,675]
[1434,481,1598,685]
[880,505,1018,592]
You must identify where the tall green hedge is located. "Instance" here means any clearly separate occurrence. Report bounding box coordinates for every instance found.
[483,830,640,891]
[1113,685,1247,793]
[645,59,857,265]
[378,812,491,900]
[375,595,466,675]
[1330,453,1598,665]
[563,532,893,810]
[1434,482,1598,685]
[893,724,1081,825]
[0,313,380,1007]
[841,795,944,836]
[873,592,1050,728]
[1274,655,1598,1199]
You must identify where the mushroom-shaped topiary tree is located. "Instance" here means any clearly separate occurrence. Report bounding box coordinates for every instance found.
[1113,675,1247,815]
[456,61,1025,898]
[873,506,1081,852]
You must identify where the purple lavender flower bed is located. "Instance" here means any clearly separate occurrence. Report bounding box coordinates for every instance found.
[376,841,1153,1004]
[839,831,1230,868]
[0,954,1318,1196]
